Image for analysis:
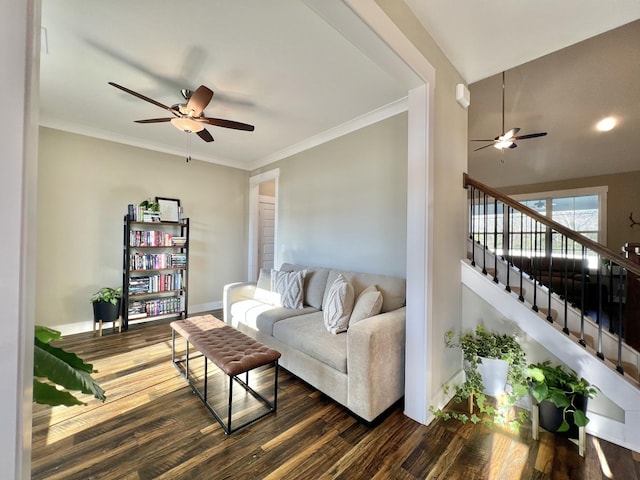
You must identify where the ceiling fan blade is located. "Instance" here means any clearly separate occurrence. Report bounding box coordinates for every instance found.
[108,82,179,116]
[509,143,518,149]
[473,143,495,152]
[501,127,520,140]
[134,118,173,123]
[514,132,548,140]
[197,128,214,142]
[198,117,255,131]
[186,85,213,116]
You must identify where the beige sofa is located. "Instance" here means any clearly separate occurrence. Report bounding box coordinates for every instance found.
[223,262,406,422]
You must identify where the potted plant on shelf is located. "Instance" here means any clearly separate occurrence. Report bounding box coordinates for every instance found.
[527,360,597,437]
[90,286,122,335]
[431,324,529,430]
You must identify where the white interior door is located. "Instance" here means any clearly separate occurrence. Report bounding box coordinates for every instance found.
[258,195,275,271]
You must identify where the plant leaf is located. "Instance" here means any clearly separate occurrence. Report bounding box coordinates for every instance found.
[557,419,570,432]
[574,409,590,427]
[35,325,62,344]
[33,380,85,407]
[34,342,105,400]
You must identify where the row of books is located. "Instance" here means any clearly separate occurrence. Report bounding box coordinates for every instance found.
[129,253,187,271]
[128,204,161,223]
[130,230,175,247]
[129,273,184,294]
[127,297,184,319]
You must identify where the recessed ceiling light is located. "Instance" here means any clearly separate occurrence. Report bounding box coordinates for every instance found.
[596,117,616,132]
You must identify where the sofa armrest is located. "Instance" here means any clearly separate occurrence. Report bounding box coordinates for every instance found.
[223,282,257,324]
[347,306,406,422]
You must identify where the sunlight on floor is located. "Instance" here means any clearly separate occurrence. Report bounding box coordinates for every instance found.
[592,437,614,478]
[487,432,528,479]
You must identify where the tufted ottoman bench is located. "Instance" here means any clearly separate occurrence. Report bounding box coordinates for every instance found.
[170,314,281,434]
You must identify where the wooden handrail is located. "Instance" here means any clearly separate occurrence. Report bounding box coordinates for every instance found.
[463,173,640,276]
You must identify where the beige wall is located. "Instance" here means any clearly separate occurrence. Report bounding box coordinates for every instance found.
[253,113,408,277]
[37,127,249,334]
[499,170,640,252]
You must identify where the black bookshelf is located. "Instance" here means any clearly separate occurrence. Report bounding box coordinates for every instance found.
[122,215,189,330]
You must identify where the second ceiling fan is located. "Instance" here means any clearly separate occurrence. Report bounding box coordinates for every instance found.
[471,71,547,152]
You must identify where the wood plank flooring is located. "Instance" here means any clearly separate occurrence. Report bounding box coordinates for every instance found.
[32,316,640,479]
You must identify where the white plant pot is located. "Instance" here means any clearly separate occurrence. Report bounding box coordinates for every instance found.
[476,357,509,396]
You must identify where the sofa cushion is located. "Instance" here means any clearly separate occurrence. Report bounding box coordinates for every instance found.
[323,274,355,334]
[271,269,306,309]
[323,270,405,313]
[272,312,347,373]
[280,263,330,309]
[230,299,317,335]
[253,269,279,306]
[350,285,383,324]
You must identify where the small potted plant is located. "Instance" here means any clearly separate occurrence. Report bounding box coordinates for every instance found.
[431,324,529,430]
[527,360,597,437]
[90,286,122,335]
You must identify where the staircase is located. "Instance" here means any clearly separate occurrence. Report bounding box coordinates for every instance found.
[462,174,640,453]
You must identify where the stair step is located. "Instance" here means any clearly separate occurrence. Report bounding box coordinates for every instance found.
[537,307,558,322]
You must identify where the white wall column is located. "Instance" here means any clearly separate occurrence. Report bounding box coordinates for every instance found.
[1,0,40,477]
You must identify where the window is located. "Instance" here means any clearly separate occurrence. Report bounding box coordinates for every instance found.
[513,186,607,267]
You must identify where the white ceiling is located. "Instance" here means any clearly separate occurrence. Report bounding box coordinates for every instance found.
[40,1,640,171]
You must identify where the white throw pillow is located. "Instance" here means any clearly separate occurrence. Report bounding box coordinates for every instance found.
[350,285,383,324]
[253,268,280,306]
[271,269,306,309]
[323,274,355,334]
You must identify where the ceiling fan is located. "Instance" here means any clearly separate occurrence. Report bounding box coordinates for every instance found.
[108,82,254,143]
[471,72,547,152]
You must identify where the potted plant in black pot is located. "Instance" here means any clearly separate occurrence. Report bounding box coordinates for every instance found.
[90,286,122,335]
[528,360,597,437]
[431,324,529,430]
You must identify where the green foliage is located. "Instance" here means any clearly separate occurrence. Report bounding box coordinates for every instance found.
[140,199,159,212]
[527,360,596,432]
[90,286,122,305]
[33,325,105,406]
[432,325,529,430]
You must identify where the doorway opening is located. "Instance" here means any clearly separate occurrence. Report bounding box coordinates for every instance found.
[248,169,279,281]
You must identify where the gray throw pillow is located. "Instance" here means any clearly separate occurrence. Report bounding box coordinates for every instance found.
[350,285,383,324]
[323,274,355,334]
[271,269,306,309]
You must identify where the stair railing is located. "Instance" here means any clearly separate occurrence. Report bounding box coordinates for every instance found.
[464,173,640,377]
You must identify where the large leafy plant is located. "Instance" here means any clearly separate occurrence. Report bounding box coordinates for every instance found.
[431,325,528,430]
[34,325,105,406]
[528,360,596,432]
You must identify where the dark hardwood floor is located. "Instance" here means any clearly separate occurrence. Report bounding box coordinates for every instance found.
[32,316,640,479]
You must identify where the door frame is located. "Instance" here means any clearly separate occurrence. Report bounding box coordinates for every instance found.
[248,169,280,282]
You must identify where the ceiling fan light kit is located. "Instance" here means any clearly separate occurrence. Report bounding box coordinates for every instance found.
[171,117,204,133]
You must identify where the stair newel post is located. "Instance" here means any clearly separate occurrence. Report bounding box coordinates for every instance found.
[616,264,625,374]
[482,193,488,275]
[505,206,512,292]
[470,186,476,267]
[596,257,605,360]
[518,211,524,301]
[562,235,570,334]
[546,231,554,322]
[579,245,587,347]
[493,198,499,283]
[532,220,538,311]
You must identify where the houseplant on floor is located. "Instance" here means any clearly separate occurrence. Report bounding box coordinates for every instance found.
[90,286,122,329]
[527,360,597,436]
[431,324,529,430]
[34,325,105,406]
